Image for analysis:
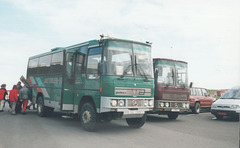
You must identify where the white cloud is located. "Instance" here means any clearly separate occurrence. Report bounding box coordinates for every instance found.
[1,0,240,89]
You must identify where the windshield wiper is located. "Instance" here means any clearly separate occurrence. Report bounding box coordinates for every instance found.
[119,64,132,79]
[135,64,149,82]
[135,55,149,82]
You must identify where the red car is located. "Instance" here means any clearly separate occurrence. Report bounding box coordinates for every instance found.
[189,87,216,114]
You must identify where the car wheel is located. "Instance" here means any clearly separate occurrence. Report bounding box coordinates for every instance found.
[193,102,201,114]
[126,114,146,128]
[168,112,179,120]
[80,103,98,131]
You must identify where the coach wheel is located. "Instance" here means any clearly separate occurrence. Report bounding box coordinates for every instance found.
[126,114,146,128]
[37,96,46,117]
[168,112,179,120]
[80,103,98,131]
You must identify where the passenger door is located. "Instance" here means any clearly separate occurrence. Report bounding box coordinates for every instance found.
[74,46,88,110]
[83,47,102,108]
[62,51,76,111]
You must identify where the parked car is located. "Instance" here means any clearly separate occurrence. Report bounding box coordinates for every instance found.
[189,87,216,114]
[211,86,240,119]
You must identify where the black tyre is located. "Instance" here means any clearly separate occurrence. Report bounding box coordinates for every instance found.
[193,102,201,114]
[37,96,46,117]
[126,114,146,128]
[80,103,98,131]
[167,112,179,120]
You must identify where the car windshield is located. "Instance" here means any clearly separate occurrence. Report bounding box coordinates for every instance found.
[103,41,153,78]
[221,86,240,99]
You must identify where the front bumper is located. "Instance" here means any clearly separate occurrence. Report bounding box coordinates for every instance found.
[211,109,239,117]
[100,96,154,118]
[153,100,189,112]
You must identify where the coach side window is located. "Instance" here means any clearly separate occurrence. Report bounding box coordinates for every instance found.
[28,58,39,75]
[87,47,102,79]
[51,52,63,73]
[66,53,75,80]
[76,46,88,74]
[39,55,51,74]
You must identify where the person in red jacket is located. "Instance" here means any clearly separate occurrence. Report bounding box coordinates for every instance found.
[9,85,19,115]
[0,84,8,112]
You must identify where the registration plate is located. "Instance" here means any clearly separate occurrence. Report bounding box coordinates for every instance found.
[126,110,144,115]
[171,109,180,112]
[218,112,227,115]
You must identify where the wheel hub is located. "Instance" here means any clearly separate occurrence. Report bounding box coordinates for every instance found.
[82,110,91,124]
[38,104,42,113]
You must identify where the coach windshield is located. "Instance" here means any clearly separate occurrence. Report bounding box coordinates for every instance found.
[103,41,153,78]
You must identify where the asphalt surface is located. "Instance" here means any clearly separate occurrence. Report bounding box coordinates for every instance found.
[0,105,239,148]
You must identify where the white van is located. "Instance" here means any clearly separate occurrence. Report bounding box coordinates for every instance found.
[211,86,240,119]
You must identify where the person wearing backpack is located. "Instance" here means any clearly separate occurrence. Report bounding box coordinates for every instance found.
[0,84,8,112]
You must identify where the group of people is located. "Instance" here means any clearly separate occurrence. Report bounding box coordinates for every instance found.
[0,82,35,115]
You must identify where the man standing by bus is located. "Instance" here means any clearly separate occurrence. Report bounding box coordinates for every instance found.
[19,85,31,114]
[0,84,8,112]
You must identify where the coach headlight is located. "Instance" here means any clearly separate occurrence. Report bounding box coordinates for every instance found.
[118,99,125,107]
[160,102,164,107]
[165,102,170,107]
[144,100,148,106]
[111,100,117,107]
[183,103,189,108]
[149,100,154,106]
[182,103,186,108]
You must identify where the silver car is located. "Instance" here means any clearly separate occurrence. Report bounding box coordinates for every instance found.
[211,86,240,119]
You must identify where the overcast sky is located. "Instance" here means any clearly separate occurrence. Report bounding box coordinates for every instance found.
[0,0,239,90]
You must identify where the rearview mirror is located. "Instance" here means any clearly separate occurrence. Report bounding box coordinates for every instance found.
[189,82,193,88]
